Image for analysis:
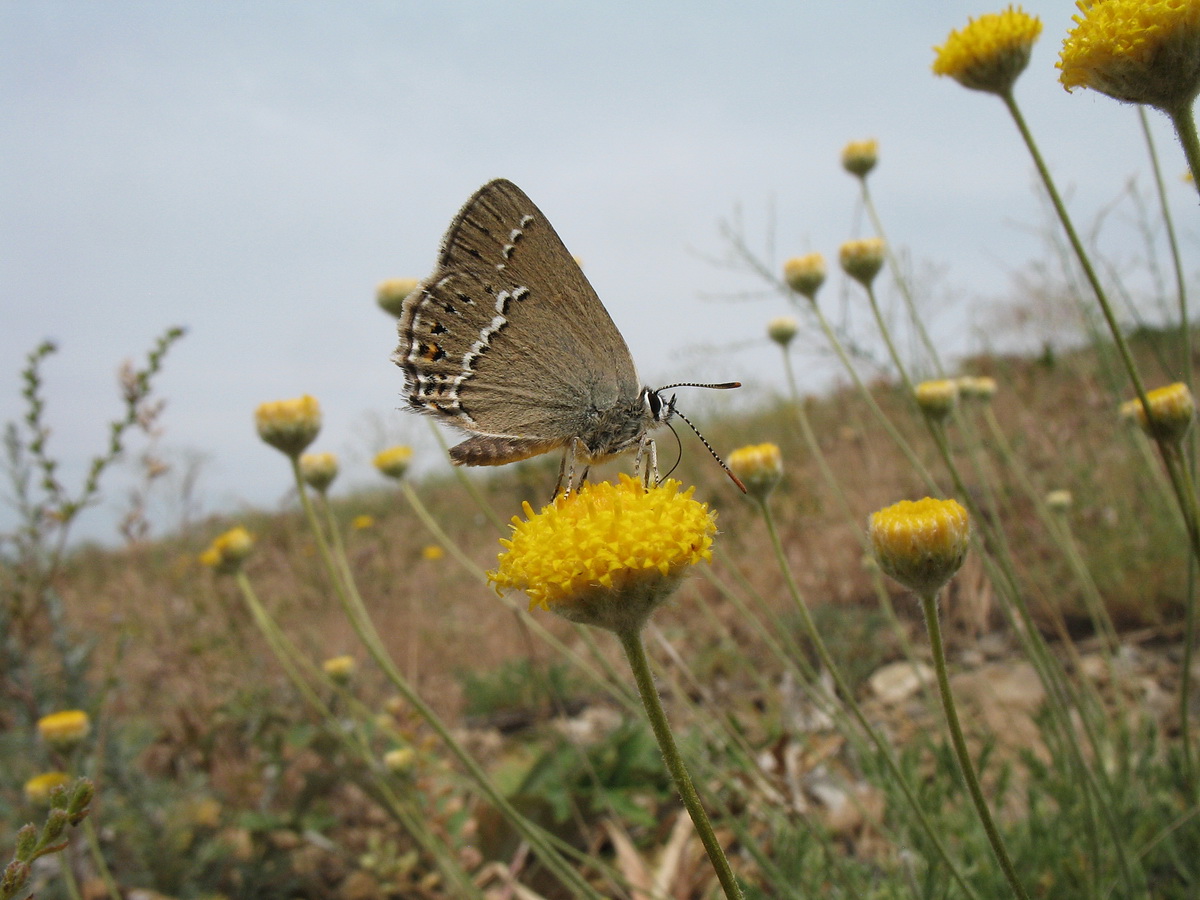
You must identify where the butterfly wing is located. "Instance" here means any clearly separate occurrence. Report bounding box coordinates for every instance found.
[395,180,646,464]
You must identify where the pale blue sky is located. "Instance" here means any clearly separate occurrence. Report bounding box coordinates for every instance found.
[1,2,1192,541]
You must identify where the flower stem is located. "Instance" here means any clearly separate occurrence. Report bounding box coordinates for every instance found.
[919,590,1031,900]
[616,626,745,900]
[1167,102,1200,196]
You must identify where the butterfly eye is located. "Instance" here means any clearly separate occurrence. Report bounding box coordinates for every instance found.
[646,389,662,419]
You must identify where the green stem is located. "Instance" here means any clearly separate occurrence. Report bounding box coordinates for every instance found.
[80,818,121,900]
[1000,89,1152,413]
[615,626,745,900]
[286,459,604,898]
[758,497,983,900]
[1166,102,1200,196]
[919,590,1031,900]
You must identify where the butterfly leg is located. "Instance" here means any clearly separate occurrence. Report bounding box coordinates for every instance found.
[554,439,590,498]
[633,436,660,489]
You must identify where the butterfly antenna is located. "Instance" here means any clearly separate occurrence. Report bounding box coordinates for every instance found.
[661,419,684,483]
[657,381,742,392]
[671,405,747,493]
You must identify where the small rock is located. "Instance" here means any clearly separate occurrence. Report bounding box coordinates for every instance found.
[868,661,935,704]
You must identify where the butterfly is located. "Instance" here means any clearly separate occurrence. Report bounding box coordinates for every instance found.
[393,179,743,494]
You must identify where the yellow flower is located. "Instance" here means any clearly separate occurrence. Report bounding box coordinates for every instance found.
[422,544,445,561]
[933,6,1043,95]
[1059,0,1200,111]
[767,316,799,348]
[1123,381,1196,444]
[322,655,357,684]
[1045,489,1073,512]
[384,747,416,773]
[727,443,783,500]
[374,445,414,480]
[956,375,998,401]
[200,526,254,575]
[377,277,421,317]
[255,395,321,459]
[489,475,717,633]
[915,379,960,421]
[37,710,90,751]
[299,452,339,493]
[352,514,375,531]
[869,498,971,596]
[839,238,886,288]
[842,138,879,178]
[783,253,826,300]
[24,771,71,805]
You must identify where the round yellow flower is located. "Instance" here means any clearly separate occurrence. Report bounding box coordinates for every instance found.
[915,379,960,421]
[1124,381,1195,445]
[377,277,421,317]
[374,445,414,480]
[322,655,357,684]
[489,475,717,633]
[37,710,90,751]
[200,526,254,575]
[1045,489,1073,513]
[869,498,971,596]
[384,747,416,773]
[299,452,339,493]
[839,238,886,288]
[1059,0,1200,111]
[727,443,783,500]
[352,514,375,531]
[933,6,1043,95]
[842,138,879,178]
[422,544,445,561]
[255,395,321,459]
[24,771,71,805]
[783,253,826,300]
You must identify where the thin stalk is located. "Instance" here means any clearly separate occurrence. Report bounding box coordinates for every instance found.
[81,818,121,900]
[919,590,1031,900]
[286,459,606,898]
[1166,102,1200,193]
[615,626,746,900]
[758,496,982,899]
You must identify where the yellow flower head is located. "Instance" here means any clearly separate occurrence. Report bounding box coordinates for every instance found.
[200,526,254,575]
[352,514,375,531]
[1059,0,1200,110]
[956,375,998,401]
[915,379,960,421]
[322,655,357,684]
[374,445,414,480]
[727,443,784,500]
[37,710,91,751]
[422,544,445,561]
[1124,381,1196,444]
[767,316,799,348]
[255,395,321,459]
[384,747,416,774]
[933,6,1043,95]
[869,498,971,596]
[377,277,421,317]
[839,238,886,288]
[299,452,339,493]
[783,253,827,300]
[24,771,71,805]
[489,475,717,633]
[1045,489,1074,512]
[842,138,879,178]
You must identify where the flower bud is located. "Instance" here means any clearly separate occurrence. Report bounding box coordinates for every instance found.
[783,253,826,300]
[255,395,321,459]
[376,278,420,317]
[841,139,878,178]
[727,443,783,500]
[915,379,959,422]
[374,445,414,480]
[839,238,886,288]
[767,316,799,348]
[299,452,339,494]
[869,498,971,597]
[37,710,90,752]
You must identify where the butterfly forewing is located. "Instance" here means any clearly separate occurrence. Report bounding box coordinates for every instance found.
[396,180,645,458]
